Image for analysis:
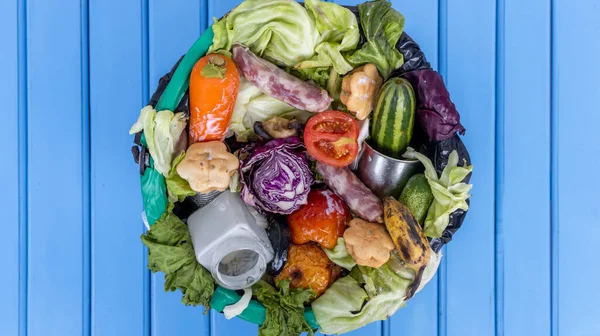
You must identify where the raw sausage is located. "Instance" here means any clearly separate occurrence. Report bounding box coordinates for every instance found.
[316,162,383,223]
[232,44,332,113]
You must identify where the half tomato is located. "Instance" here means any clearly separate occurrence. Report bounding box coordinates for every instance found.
[304,111,359,167]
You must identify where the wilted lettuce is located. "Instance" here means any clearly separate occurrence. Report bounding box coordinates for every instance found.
[210,0,360,88]
[141,207,215,309]
[230,78,313,142]
[165,151,196,203]
[295,0,360,77]
[253,280,315,336]
[129,106,188,176]
[313,247,443,334]
[403,148,473,238]
[209,0,318,67]
[346,0,405,78]
[312,258,411,334]
[323,238,356,271]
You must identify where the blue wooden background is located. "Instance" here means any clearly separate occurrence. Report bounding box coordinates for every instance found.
[1,0,599,335]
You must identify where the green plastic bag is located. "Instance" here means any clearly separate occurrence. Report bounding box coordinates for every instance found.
[139,135,168,226]
[141,163,168,225]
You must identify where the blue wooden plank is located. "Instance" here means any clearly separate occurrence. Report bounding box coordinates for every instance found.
[501,0,551,335]
[0,0,21,335]
[25,0,85,335]
[88,0,147,334]
[147,1,211,336]
[208,0,239,21]
[389,275,439,336]
[212,312,259,336]
[148,0,205,91]
[81,1,91,335]
[444,0,496,334]
[553,0,600,335]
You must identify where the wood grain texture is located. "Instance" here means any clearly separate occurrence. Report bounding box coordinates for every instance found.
[89,0,146,334]
[25,0,85,335]
[0,0,21,335]
[554,0,600,334]
[445,0,497,334]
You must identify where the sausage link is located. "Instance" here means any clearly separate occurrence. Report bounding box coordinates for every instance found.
[232,44,332,113]
[316,162,383,223]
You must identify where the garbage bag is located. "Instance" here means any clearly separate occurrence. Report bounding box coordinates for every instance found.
[134,55,190,227]
[132,132,169,226]
[148,55,190,114]
[140,163,168,225]
[394,33,431,74]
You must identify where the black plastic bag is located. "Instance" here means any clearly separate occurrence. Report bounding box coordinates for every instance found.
[394,33,431,74]
[428,134,471,179]
[148,55,190,114]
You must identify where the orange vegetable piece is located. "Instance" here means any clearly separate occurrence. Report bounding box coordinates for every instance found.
[189,54,240,143]
[287,189,350,249]
[276,244,341,298]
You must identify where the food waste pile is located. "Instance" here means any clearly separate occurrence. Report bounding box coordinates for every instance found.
[130,1,473,335]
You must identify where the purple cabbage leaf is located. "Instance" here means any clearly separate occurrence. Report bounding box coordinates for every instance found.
[401,69,466,141]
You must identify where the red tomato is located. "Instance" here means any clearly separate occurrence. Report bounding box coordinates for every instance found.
[304,111,359,167]
[287,189,351,249]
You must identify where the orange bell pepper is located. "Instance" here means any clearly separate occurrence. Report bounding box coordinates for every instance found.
[189,54,240,143]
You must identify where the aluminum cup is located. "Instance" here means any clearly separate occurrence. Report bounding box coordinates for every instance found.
[356,142,424,199]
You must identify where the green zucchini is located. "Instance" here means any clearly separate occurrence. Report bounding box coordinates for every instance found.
[370,77,416,158]
[399,174,433,225]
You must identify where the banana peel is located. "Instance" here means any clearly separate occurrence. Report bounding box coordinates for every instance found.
[383,197,431,300]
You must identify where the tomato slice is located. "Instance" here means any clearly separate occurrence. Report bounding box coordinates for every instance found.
[304,111,359,167]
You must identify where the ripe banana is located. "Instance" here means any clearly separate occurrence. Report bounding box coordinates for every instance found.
[383,196,431,300]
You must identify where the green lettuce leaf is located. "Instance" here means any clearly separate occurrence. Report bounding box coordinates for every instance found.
[253,280,315,336]
[313,247,444,334]
[345,0,405,78]
[141,208,215,309]
[165,151,196,203]
[290,67,332,91]
[294,0,360,77]
[323,238,356,271]
[209,0,318,67]
[312,258,412,335]
[403,148,473,238]
[129,106,188,176]
[230,78,313,142]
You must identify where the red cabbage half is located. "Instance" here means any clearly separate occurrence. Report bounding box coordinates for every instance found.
[239,137,314,215]
[401,69,466,141]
